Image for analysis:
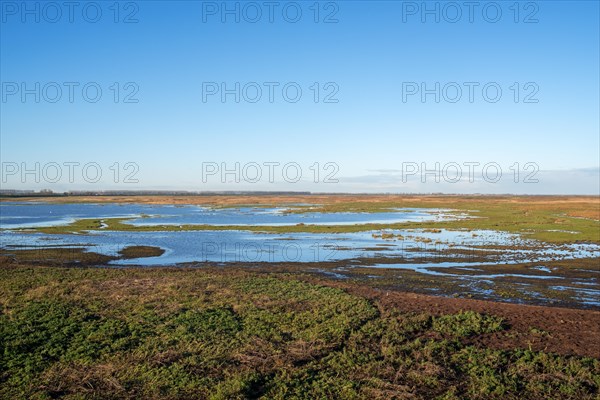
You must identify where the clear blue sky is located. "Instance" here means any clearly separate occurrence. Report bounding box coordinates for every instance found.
[1,1,598,193]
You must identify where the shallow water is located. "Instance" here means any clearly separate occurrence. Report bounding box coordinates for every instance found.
[1,202,598,266]
[2,227,598,266]
[0,202,455,228]
[1,202,599,307]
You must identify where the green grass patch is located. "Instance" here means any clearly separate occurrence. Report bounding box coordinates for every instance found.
[6,197,599,243]
[0,266,598,399]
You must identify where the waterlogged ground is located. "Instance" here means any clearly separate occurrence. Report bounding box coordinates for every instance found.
[0,202,457,229]
[1,201,599,308]
[1,228,598,265]
[1,196,600,399]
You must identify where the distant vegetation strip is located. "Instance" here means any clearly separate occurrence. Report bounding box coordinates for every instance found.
[5,202,599,244]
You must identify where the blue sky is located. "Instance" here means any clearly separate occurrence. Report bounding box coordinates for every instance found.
[1,0,599,193]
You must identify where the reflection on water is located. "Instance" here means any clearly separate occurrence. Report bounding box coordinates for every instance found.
[0,202,458,228]
[1,202,599,307]
[2,227,598,266]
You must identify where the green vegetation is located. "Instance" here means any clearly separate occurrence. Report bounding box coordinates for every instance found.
[6,197,599,243]
[1,266,598,399]
[431,311,506,337]
[118,246,165,259]
[295,200,600,243]
[0,246,165,267]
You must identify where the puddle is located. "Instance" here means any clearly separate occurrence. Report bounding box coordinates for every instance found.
[531,266,553,273]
